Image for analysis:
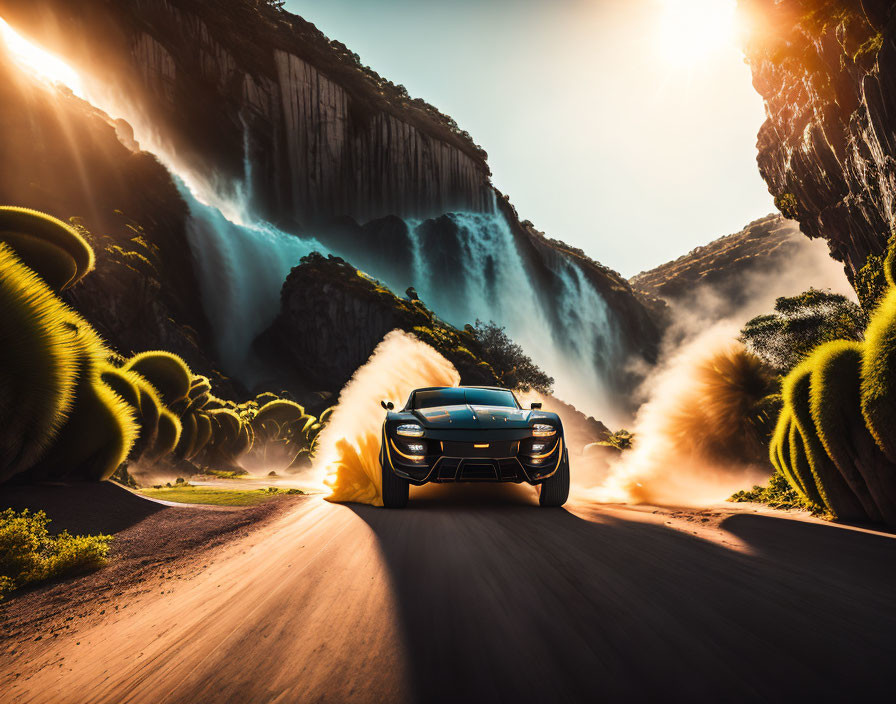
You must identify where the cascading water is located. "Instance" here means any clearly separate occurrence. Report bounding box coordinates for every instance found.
[177,181,325,378]
[395,211,623,421]
[175,120,328,379]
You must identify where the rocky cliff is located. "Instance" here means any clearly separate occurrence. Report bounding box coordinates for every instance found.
[254,253,500,393]
[629,213,854,333]
[631,215,804,305]
[0,0,663,411]
[741,0,896,280]
[0,0,492,226]
[0,46,234,389]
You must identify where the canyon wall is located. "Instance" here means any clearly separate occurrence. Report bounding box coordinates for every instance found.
[0,0,662,414]
[741,0,896,280]
[0,0,492,226]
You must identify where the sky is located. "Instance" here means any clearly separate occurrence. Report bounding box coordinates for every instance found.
[287,0,774,277]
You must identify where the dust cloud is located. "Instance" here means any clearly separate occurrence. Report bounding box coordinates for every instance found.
[312,330,460,506]
[581,231,854,506]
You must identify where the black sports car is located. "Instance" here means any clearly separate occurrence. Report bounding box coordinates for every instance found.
[378,386,570,508]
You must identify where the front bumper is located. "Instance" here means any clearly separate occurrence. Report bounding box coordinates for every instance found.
[380,426,565,485]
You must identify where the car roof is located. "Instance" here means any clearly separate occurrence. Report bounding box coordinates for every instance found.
[411,386,513,392]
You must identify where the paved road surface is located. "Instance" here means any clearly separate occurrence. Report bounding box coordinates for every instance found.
[5,485,896,703]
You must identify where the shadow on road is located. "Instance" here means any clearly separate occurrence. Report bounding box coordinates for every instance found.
[350,488,896,703]
[2,481,165,535]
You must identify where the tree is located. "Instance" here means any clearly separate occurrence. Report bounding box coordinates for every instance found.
[469,320,554,394]
[740,289,866,372]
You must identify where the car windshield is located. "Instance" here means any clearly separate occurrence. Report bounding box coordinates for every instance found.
[413,388,519,409]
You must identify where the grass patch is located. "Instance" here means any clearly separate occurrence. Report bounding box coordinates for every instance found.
[202,469,246,479]
[137,485,303,506]
[729,472,827,516]
[0,509,111,601]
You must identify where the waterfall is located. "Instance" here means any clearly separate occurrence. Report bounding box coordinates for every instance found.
[175,120,328,379]
[178,181,325,378]
[396,212,622,420]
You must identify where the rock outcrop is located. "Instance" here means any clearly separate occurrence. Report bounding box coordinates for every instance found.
[254,253,499,392]
[631,215,804,305]
[741,0,896,280]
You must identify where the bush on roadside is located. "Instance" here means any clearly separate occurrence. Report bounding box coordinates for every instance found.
[729,472,824,514]
[0,508,111,600]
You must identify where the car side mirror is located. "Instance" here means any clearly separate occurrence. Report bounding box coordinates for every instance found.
[530,402,542,410]
[381,400,394,410]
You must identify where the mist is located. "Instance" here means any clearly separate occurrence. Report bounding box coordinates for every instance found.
[312,330,460,506]
[583,230,855,506]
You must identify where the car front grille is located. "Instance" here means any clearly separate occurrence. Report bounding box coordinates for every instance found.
[441,441,517,458]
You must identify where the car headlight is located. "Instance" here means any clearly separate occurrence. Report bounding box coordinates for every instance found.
[396,423,424,437]
[532,423,556,437]
[404,442,426,454]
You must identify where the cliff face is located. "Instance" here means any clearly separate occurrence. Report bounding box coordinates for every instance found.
[0,0,493,226]
[741,0,896,279]
[631,215,805,304]
[0,47,233,388]
[255,253,499,393]
[0,0,663,408]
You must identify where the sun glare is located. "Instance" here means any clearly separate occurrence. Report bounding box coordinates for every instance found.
[655,0,738,67]
[0,17,83,96]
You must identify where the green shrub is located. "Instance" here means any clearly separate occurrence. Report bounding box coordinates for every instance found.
[783,362,865,519]
[861,287,896,463]
[124,351,192,406]
[0,244,79,482]
[0,206,94,291]
[729,471,824,513]
[774,192,799,220]
[148,409,181,460]
[0,509,111,600]
[808,341,889,522]
[600,429,634,450]
[769,408,801,499]
[31,365,139,481]
[741,289,866,372]
[174,412,198,459]
[469,319,553,393]
[190,412,213,460]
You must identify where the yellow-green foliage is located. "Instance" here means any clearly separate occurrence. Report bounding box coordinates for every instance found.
[861,288,896,462]
[253,399,307,428]
[175,413,198,460]
[808,341,884,522]
[0,244,79,481]
[781,365,827,507]
[32,365,139,482]
[885,236,896,290]
[100,365,166,460]
[124,351,192,406]
[769,408,801,499]
[0,207,94,291]
[149,409,182,460]
[0,509,111,601]
[191,412,213,460]
[787,425,818,507]
[783,361,864,519]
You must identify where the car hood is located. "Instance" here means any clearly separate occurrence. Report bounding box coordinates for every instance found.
[411,405,541,430]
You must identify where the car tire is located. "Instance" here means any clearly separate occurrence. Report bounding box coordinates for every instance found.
[539,450,570,507]
[381,460,409,508]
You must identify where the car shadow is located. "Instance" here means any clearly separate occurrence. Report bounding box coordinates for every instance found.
[349,489,896,703]
[2,480,165,535]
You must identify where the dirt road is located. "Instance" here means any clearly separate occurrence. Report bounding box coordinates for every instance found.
[4,485,896,703]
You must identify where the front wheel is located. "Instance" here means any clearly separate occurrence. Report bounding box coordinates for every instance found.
[381,459,409,508]
[539,451,570,507]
